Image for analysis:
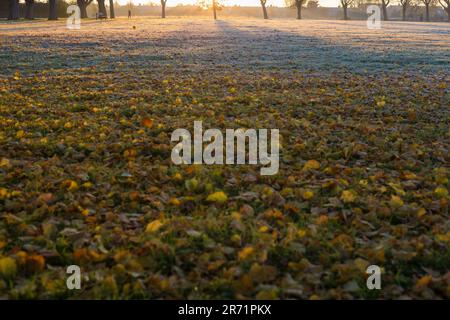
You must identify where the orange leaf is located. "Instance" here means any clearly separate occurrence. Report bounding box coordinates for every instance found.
[142,118,154,128]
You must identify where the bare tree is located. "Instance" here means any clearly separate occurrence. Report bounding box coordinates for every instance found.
[49,0,57,20]
[340,0,354,20]
[25,0,35,19]
[8,0,19,20]
[399,0,411,20]
[439,0,450,21]
[421,0,435,21]
[260,0,269,19]
[109,0,115,18]
[285,0,307,19]
[161,0,167,18]
[212,0,217,19]
[98,0,107,17]
[380,0,390,20]
[77,0,93,18]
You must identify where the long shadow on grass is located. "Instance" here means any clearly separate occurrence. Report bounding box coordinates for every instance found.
[207,20,449,74]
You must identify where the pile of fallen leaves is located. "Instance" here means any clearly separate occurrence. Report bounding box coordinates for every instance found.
[0,17,449,300]
[0,67,448,299]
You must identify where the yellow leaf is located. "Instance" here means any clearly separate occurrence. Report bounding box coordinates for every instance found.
[403,172,417,180]
[390,195,404,208]
[238,246,254,261]
[146,220,164,233]
[416,275,432,287]
[82,182,93,189]
[316,215,329,225]
[206,191,228,204]
[359,179,368,187]
[0,257,17,278]
[64,180,78,192]
[172,173,182,181]
[16,130,25,139]
[64,122,73,129]
[434,187,448,198]
[388,183,406,196]
[417,208,426,218]
[302,190,314,200]
[341,190,356,203]
[354,258,370,272]
[376,100,385,108]
[0,158,11,168]
[0,188,8,199]
[169,197,181,206]
[297,229,307,238]
[303,160,320,170]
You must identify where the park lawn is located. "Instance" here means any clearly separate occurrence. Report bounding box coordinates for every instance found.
[0,18,449,299]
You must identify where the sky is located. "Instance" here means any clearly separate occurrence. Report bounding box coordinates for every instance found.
[116,0,341,8]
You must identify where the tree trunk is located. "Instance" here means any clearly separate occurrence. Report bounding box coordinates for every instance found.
[296,2,302,19]
[25,0,34,19]
[212,0,217,20]
[261,2,268,19]
[161,0,166,18]
[402,4,407,21]
[48,0,57,20]
[77,0,88,18]
[8,0,19,20]
[109,0,115,18]
[343,6,348,20]
[382,3,389,21]
[425,4,430,21]
[98,0,107,17]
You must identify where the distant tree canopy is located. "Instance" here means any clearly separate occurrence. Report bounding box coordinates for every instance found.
[0,0,69,19]
[197,0,222,19]
[0,0,118,20]
[307,0,319,8]
[440,0,450,21]
[0,0,448,21]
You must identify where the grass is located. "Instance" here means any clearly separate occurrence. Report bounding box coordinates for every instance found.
[0,17,449,299]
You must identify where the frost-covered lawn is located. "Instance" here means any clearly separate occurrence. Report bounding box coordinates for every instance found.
[0,18,449,74]
[0,18,448,299]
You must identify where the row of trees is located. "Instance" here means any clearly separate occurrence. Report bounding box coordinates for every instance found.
[5,0,450,22]
[338,0,450,22]
[6,0,113,20]
[7,0,58,19]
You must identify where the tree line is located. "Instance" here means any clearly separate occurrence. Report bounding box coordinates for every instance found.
[4,0,114,19]
[336,0,450,22]
[4,0,450,22]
